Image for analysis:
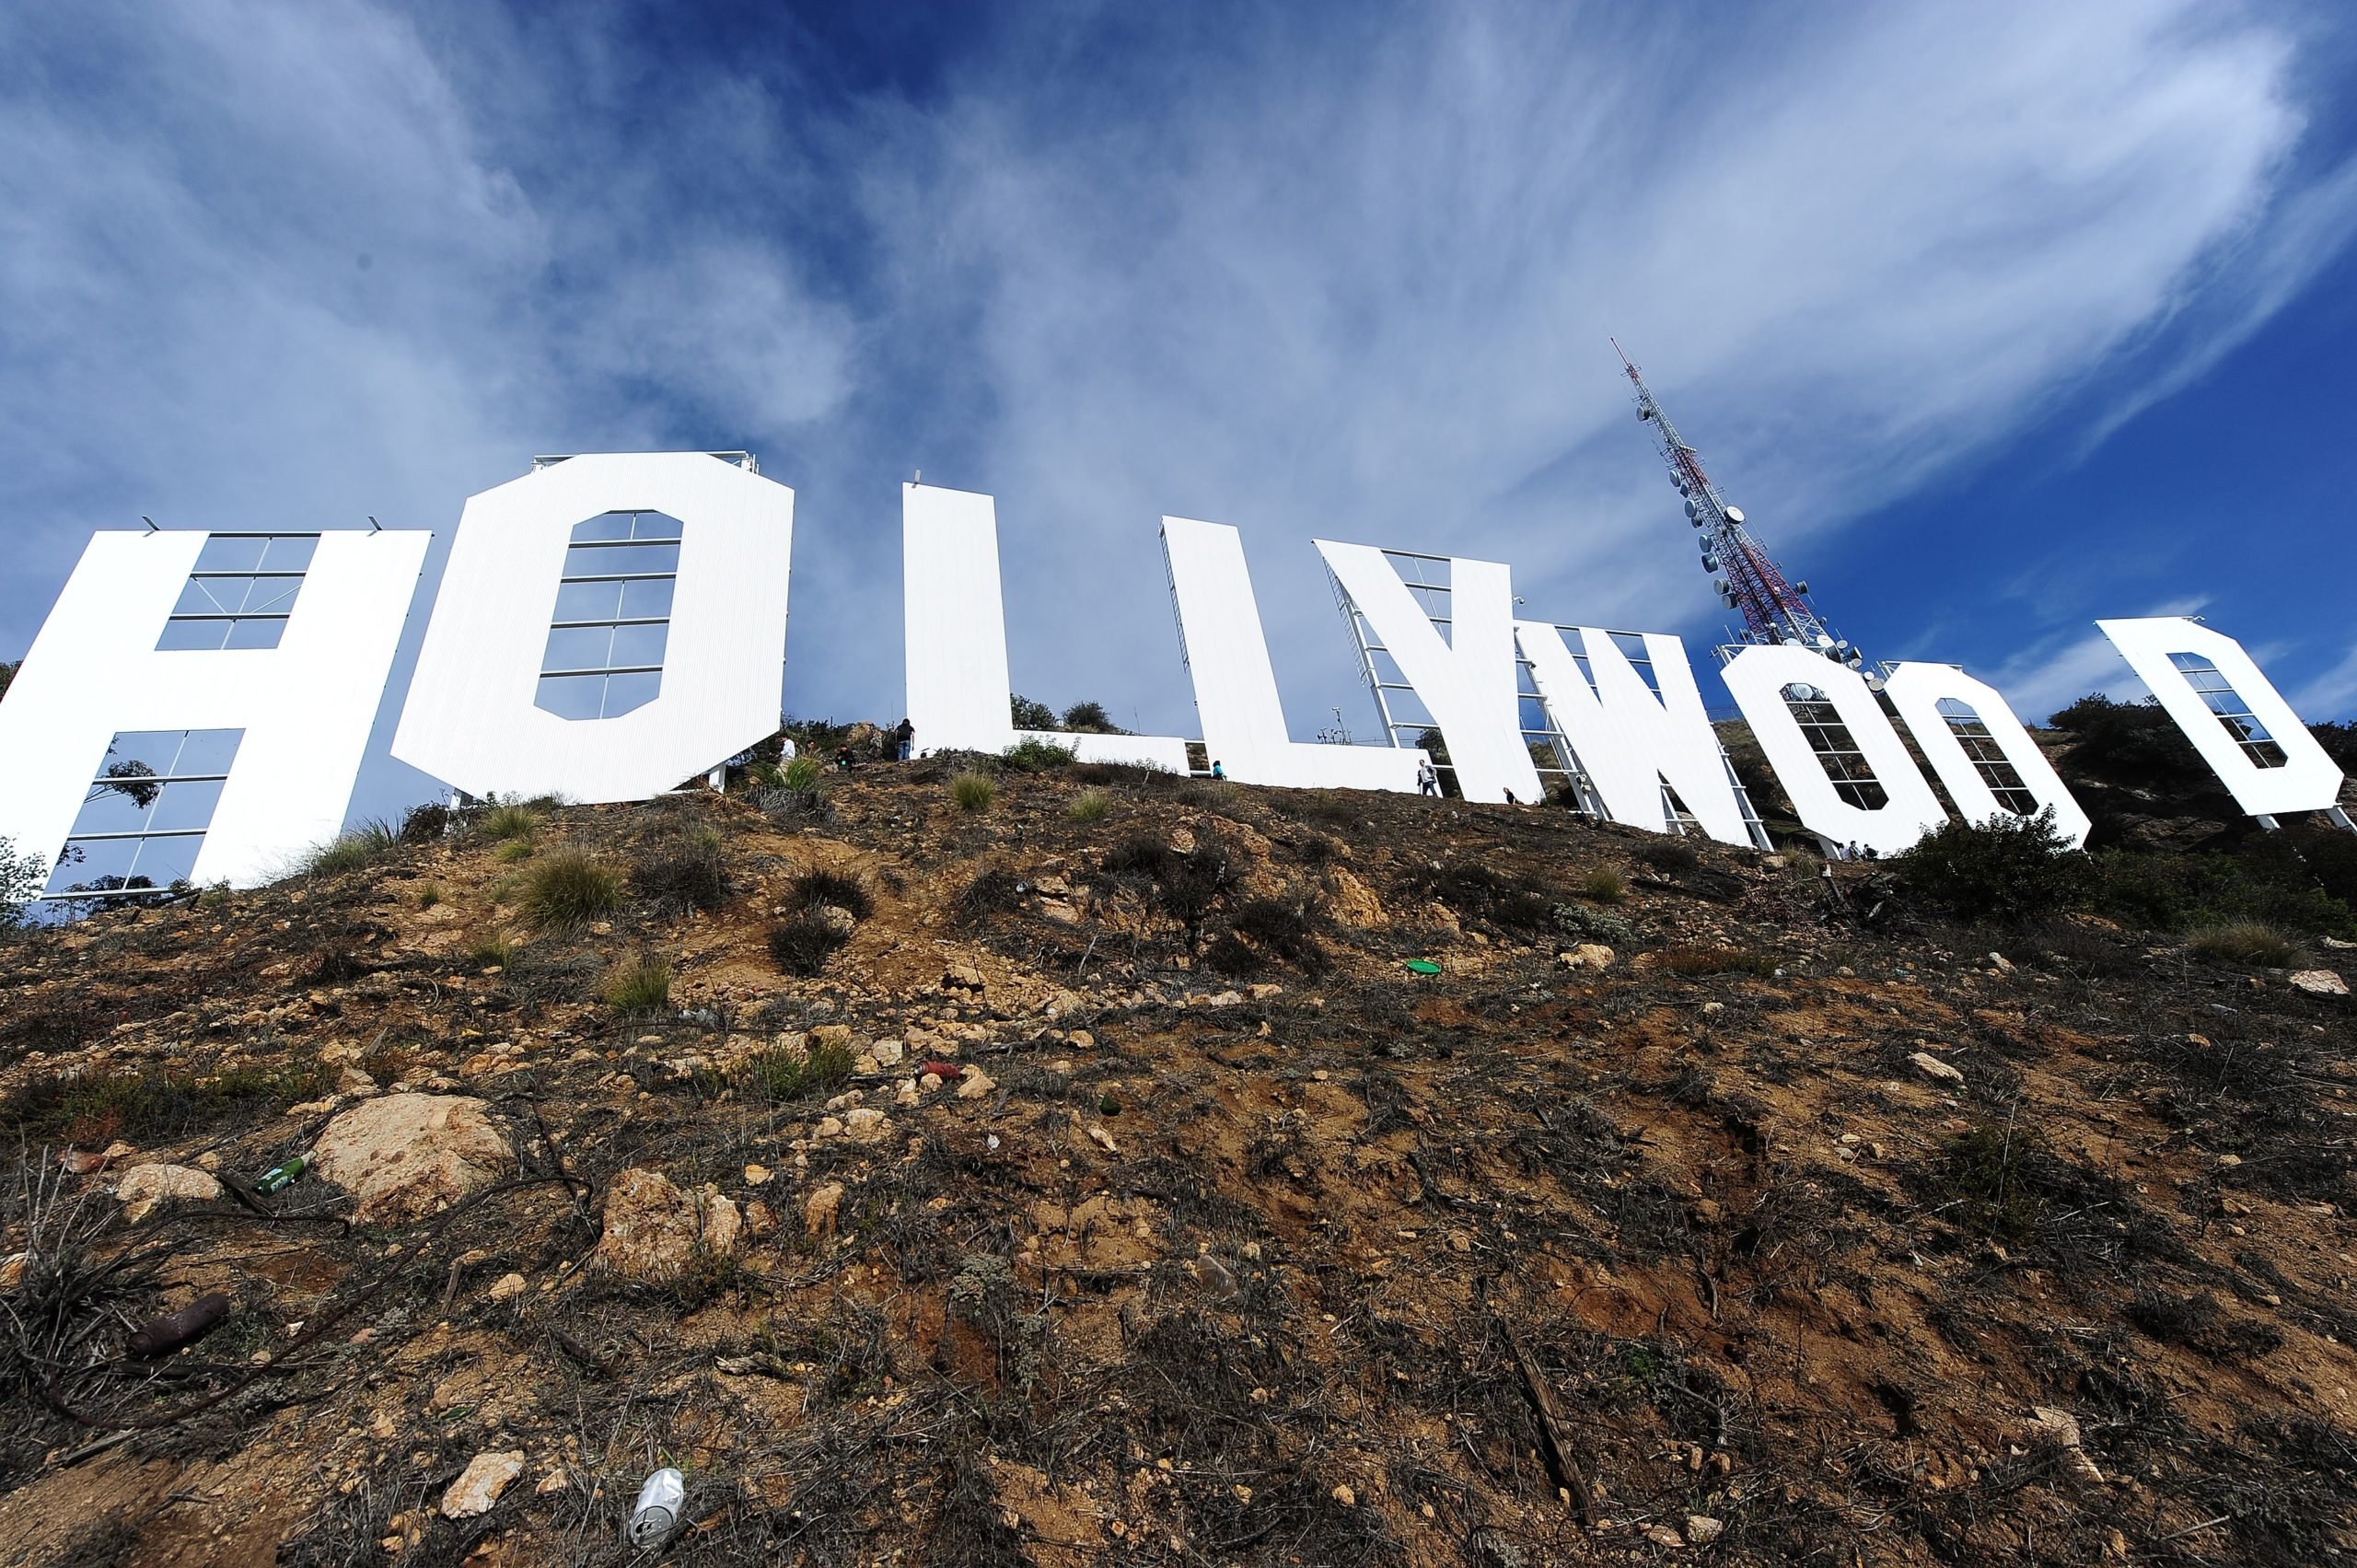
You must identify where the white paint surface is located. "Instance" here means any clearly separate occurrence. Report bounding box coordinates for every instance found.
[902,482,1189,771]
[2096,616,2345,819]
[391,453,793,803]
[1882,662,2091,846]
[0,528,429,887]
[1518,624,1754,845]
[1720,645,1948,855]
[1318,542,1541,805]
[1160,517,1423,791]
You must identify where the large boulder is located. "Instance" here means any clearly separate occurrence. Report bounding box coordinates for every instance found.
[312,1094,514,1225]
[595,1169,742,1282]
[114,1164,222,1224]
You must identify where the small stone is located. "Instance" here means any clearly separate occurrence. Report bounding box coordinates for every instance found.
[1330,1484,1355,1506]
[2288,970,2348,997]
[805,1181,846,1237]
[1087,1125,1120,1155]
[871,1040,905,1066]
[842,1107,890,1143]
[536,1469,570,1494]
[1559,944,1614,970]
[1067,1029,1096,1049]
[956,1068,997,1101]
[439,1450,524,1519]
[1686,1515,1724,1543]
[744,1164,773,1186]
[486,1272,527,1303]
[1644,1524,1685,1547]
[1910,1051,1966,1086]
[115,1163,222,1224]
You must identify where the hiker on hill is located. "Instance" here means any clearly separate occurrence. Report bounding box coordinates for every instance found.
[1210,760,1226,781]
[835,744,855,772]
[893,717,915,761]
[777,735,797,761]
[1416,759,1438,796]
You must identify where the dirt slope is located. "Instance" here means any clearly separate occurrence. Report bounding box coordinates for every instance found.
[0,761,2351,1566]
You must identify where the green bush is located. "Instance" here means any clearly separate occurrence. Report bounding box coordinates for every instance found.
[603,953,673,1014]
[743,1036,856,1101]
[2088,845,2353,936]
[1010,694,1057,730]
[517,850,624,930]
[1066,789,1112,823]
[1579,865,1627,903]
[304,820,399,877]
[416,885,442,911]
[1552,902,1635,945]
[950,772,998,811]
[1062,701,1116,733]
[493,838,533,865]
[1001,738,1077,773]
[469,930,519,969]
[1893,807,2092,925]
[2187,922,2305,969]
[3,835,48,933]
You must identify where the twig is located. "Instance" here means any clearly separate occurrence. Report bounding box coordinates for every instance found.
[1499,1315,1599,1528]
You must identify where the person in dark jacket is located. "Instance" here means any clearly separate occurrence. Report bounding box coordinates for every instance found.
[893,718,914,761]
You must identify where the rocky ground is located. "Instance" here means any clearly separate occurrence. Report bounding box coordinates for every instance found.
[0,756,2351,1566]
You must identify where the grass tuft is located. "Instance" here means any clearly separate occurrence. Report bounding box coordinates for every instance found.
[1580,865,1627,903]
[769,911,852,976]
[602,953,673,1015]
[303,820,398,877]
[517,849,624,931]
[950,772,997,812]
[476,802,540,843]
[2189,921,2305,969]
[743,1036,856,1101]
[785,867,873,921]
[1065,788,1112,823]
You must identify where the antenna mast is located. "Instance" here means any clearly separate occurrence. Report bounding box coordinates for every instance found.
[1611,340,1862,672]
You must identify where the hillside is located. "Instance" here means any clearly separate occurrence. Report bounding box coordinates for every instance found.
[0,754,2352,1566]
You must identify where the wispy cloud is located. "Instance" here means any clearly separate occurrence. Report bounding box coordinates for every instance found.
[0,0,2351,813]
[2293,642,2357,721]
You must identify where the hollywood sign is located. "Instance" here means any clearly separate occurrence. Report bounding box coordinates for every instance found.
[0,451,2346,901]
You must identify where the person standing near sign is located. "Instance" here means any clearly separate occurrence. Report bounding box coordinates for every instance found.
[1416,759,1438,796]
[894,718,914,761]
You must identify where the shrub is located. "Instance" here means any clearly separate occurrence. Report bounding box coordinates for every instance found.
[632,826,729,915]
[1553,902,1635,945]
[1402,861,1554,934]
[1893,807,2092,925]
[1228,897,1329,974]
[1062,701,1115,733]
[1010,694,1057,730]
[769,910,852,976]
[950,772,997,811]
[1102,836,1171,880]
[1066,789,1112,823]
[956,866,1025,925]
[517,850,624,931]
[477,803,540,843]
[469,930,519,969]
[1155,831,1241,956]
[398,802,451,843]
[785,866,873,921]
[1000,738,1076,773]
[3,835,49,933]
[603,954,673,1014]
[493,839,533,865]
[2188,921,2305,969]
[4,1060,327,1143]
[1580,866,1627,903]
[416,885,442,911]
[1637,839,1700,874]
[744,1036,856,1101]
[304,820,398,877]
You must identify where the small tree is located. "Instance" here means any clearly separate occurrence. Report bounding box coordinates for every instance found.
[0,660,17,704]
[1062,701,1116,733]
[1010,694,1056,730]
[1,835,46,933]
[1893,807,2093,925]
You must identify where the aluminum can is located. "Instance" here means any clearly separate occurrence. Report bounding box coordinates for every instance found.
[628,1468,685,1551]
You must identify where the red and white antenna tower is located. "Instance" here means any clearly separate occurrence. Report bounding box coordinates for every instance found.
[1612,340,1863,672]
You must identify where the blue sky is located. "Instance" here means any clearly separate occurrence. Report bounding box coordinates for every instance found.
[5,1,2356,821]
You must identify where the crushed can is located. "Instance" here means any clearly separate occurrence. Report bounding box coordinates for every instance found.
[629,1468,686,1551]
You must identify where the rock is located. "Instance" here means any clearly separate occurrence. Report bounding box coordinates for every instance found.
[2032,1405,2106,1481]
[312,1094,514,1225]
[1910,1051,1966,1087]
[115,1163,222,1224]
[536,1469,571,1495]
[2288,970,2348,997]
[944,961,986,992]
[871,1040,905,1066]
[1987,951,2015,974]
[745,1200,778,1238]
[1087,1125,1120,1155]
[1326,866,1387,928]
[595,1169,740,1282]
[487,1272,528,1303]
[817,1115,846,1139]
[842,1107,891,1143]
[1559,944,1614,971]
[956,1068,997,1101]
[1330,1484,1355,1506]
[1645,1524,1686,1547]
[439,1450,524,1519]
[1067,1029,1096,1050]
[813,903,857,937]
[744,1164,773,1186]
[1687,1515,1724,1543]
[336,1066,380,1096]
[805,1180,846,1237]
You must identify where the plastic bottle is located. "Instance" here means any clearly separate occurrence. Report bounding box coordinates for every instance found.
[629,1469,685,1551]
[253,1153,313,1194]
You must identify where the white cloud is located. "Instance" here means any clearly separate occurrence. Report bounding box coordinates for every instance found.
[2292,642,2357,722]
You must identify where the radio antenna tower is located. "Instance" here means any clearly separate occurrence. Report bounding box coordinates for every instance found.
[1611,340,1863,674]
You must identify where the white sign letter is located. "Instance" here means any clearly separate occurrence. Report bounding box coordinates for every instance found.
[1882,663,2091,846]
[2096,616,2345,822]
[0,528,428,891]
[1720,645,1947,855]
[392,453,792,804]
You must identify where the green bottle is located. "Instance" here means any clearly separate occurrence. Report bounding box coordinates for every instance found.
[253,1153,313,1194]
